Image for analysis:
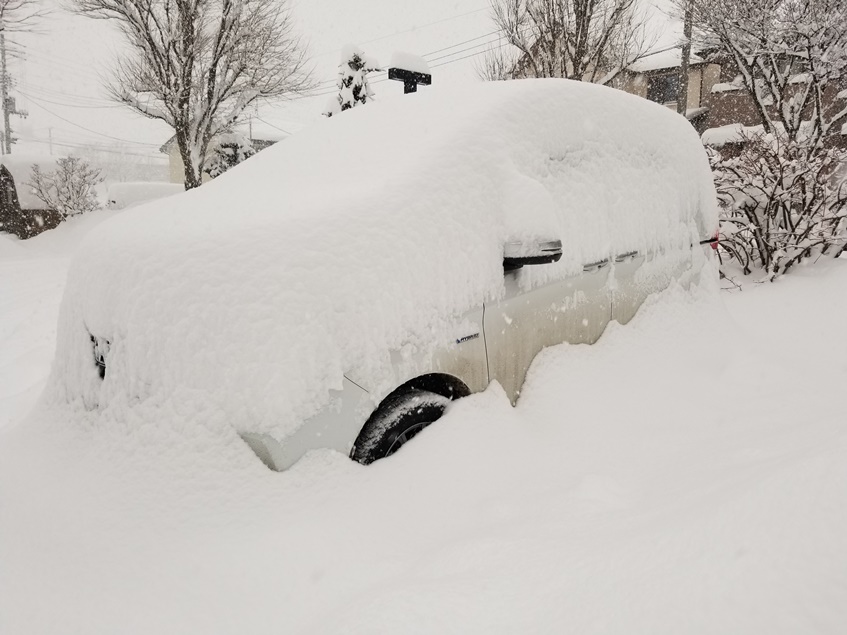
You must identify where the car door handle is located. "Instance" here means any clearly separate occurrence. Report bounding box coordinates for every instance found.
[614,251,639,263]
[583,259,610,273]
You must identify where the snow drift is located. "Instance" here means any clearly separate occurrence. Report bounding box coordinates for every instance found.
[45,79,717,441]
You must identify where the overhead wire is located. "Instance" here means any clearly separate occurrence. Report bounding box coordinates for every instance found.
[16,90,162,147]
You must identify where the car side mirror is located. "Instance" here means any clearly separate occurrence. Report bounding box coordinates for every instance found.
[503,239,562,271]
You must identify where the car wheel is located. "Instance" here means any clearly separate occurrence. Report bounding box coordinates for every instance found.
[351,389,452,465]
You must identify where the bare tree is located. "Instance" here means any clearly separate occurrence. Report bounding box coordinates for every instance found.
[0,0,47,32]
[481,0,654,84]
[27,157,103,218]
[73,0,313,189]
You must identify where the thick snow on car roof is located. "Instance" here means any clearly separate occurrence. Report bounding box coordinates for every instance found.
[47,79,716,440]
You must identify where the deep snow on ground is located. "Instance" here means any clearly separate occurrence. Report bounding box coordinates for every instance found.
[1,221,847,634]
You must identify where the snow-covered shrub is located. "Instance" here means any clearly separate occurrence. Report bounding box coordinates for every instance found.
[324,45,380,117]
[27,157,103,219]
[204,132,256,179]
[711,133,847,280]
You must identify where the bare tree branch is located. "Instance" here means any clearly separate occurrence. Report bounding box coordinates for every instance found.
[482,0,655,83]
[73,0,314,189]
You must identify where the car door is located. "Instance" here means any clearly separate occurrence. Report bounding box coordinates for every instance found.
[483,262,612,404]
[611,249,693,325]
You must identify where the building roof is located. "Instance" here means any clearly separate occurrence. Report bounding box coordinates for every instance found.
[159,119,294,154]
[628,48,706,74]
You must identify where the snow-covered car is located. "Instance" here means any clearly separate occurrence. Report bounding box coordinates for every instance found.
[47,79,718,471]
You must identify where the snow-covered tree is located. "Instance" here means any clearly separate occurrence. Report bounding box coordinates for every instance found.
[681,0,847,148]
[73,0,312,190]
[685,0,847,280]
[711,134,847,280]
[324,45,381,117]
[204,131,256,179]
[27,157,103,219]
[480,0,654,84]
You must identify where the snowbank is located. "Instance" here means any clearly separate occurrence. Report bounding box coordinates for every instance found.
[47,79,717,442]
[5,262,847,633]
[106,182,184,210]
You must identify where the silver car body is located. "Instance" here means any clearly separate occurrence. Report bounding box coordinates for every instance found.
[243,245,712,471]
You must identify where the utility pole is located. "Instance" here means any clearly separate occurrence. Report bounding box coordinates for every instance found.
[1,27,11,154]
[677,0,693,117]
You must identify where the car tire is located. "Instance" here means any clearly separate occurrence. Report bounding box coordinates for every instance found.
[351,389,452,465]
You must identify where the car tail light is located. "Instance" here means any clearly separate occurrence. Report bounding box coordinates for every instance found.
[710,231,719,250]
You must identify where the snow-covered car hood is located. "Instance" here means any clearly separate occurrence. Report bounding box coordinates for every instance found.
[45,79,717,440]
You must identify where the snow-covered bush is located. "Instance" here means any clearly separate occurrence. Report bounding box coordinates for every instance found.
[27,157,103,219]
[324,45,380,117]
[204,132,256,179]
[711,133,847,280]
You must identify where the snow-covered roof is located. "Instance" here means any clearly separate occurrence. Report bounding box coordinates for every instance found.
[628,48,705,73]
[711,82,743,93]
[702,120,829,146]
[686,107,709,120]
[159,121,292,153]
[49,79,717,442]
[0,154,63,210]
[701,124,746,146]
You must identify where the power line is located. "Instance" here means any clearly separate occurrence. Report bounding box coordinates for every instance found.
[430,41,509,69]
[310,5,491,59]
[253,116,293,136]
[310,28,502,91]
[425,37,503,64]
[14,90,123,110]
[18,135,165,159]
[422,30,501,58]
[16,90,161,147]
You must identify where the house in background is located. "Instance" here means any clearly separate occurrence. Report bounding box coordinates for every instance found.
[0,156,62,240]
[611,48,721,134]
[160,119,291,185]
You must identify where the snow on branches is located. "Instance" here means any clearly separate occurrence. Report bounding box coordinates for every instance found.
[686,0,847,149]
[481,0,654,84]
[687,0,847,279]
[204,132,257,179]
[324,45,381,117]
[26,157,103,219]
[711,133,847,280]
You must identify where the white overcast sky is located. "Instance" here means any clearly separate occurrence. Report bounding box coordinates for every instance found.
[5,0,677,160]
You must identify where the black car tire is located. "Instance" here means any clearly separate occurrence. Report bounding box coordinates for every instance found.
[351,389,451,465]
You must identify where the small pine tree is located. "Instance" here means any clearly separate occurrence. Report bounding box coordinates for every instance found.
[324,45,381,117]
[204,132,257,178]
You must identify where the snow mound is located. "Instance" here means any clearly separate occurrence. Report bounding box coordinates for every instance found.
[47,79,717,442]
[106,182,184,210]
